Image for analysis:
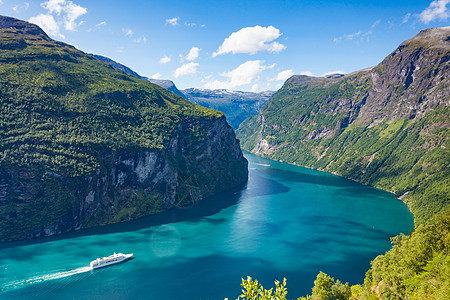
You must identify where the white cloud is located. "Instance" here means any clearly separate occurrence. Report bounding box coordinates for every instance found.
[166,17,179,26]
[269,69,294,82]
[32,0,86,35]
[184,21,196,27]
[402,13,411,24]
[152,73,162,79]
[300,71,314,76]
[96,21,107,27]
[123,28,133,36]
[321,70,347,77]
[334,20,380,43]
[134,36,147,43]
[186,47,200,61]
[251,84,259,92]
[62,1,87,30]
[0,0,3,5]
[213,25,286,57]
[204,60,274,89]
[12,5,18,12]
[419,0,450,24]
[29,13,64,38]
[174,62,199,78]
[159,55,171,64]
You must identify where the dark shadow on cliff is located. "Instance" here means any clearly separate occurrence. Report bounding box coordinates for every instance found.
[0,169,290,250]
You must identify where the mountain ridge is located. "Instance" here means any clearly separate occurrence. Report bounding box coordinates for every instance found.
[0,15,248,242]
[237,26,450,224]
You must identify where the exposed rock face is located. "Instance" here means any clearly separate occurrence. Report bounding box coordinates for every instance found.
[0,16,248,242]
[1,117,248,240]
[237,27,450,223]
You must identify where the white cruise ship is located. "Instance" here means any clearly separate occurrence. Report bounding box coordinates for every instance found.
[90,252,133,269]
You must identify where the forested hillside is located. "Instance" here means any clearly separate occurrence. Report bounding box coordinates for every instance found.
[237,27,450,299]
[0,16,248,242]
[238,27,450,225]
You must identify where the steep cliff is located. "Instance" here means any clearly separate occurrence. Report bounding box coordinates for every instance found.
[238,27,450,224]
[0,16,248,242]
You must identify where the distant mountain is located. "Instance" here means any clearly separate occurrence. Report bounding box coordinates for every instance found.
[91,54,186,98]
[238,26,450,225]
[182,88,274,129]
[147,78,186,98]
[90,55,271,128]
[0,15,247,242]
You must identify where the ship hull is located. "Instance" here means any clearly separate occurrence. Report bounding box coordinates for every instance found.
[90,253,133,269]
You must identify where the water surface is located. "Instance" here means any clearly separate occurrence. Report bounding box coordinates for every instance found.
[0,152,414,299]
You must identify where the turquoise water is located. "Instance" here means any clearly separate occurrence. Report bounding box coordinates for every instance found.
[0,152,414,299]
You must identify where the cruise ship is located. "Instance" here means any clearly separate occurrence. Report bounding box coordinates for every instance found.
[90,252,133,269]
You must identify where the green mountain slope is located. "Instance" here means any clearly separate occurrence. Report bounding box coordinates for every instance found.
[238,27,450,225]
[91,54,187,99]
[0,16,248,242]
[237,26,450,300]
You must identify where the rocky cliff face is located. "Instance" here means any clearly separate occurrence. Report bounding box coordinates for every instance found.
[0,16,247,242]
[237,27,449,224]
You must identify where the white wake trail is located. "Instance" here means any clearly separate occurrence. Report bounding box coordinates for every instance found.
[2,266,93,291]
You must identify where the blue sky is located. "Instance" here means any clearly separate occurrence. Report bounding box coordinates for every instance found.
[1,0,449,91]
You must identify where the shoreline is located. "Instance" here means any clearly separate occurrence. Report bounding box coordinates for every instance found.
[247,150,417,221]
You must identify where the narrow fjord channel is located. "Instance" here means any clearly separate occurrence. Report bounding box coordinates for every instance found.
[0,152,413,299]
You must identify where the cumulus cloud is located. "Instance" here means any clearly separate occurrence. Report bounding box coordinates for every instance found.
[29,13,64,38]
[159,55,171,64]
[152,73,162,79]
[213,25,286,57]
[29,0,86,37]
[419,0,450,24]
[269,69,294,82]
[251,84,259,92]
[186,47,200,61]
[41,0,87,31]
[174,62,199,78]
[204,60,274,89]
[166,17,179,26]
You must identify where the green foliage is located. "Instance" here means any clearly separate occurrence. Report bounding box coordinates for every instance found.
[234,276,288,300]
[298,272,351,300]
[238,73,450,225]
[363,213,450,300]
[0,27,225,242]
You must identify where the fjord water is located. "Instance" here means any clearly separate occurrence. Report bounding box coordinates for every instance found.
[0,152,413,299]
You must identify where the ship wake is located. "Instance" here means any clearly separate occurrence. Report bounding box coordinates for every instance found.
[1,266,93,292]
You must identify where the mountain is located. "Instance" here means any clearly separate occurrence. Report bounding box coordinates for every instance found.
[91,55,273,128]
[147,78,186,98]
[0,15,248,242]
[91,54,186,98]
[237,27,450,225]
[182,88,274,129]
